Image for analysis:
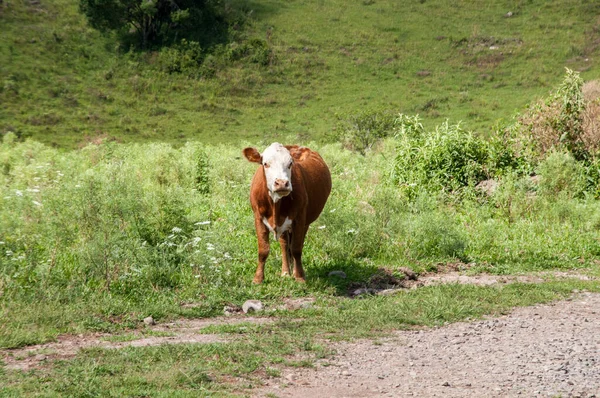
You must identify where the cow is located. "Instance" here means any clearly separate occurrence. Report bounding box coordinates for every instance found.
[243,143,331,284]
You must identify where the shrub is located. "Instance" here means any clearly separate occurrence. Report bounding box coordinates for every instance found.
[158,40,204,75]
[392,118,496,196]
[334,108,398,155]
[508,68,587,161]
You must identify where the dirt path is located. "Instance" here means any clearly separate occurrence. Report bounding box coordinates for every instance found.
[1,317,273,371]
[259,292,600,398]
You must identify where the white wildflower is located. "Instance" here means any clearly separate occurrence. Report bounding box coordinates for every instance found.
[172,227,183,234]
[329,208,336,213]
[195,221,211,226]
[347,229,357,234]
[318,225,326,230]
[223,252,232,259]
[32,201,42,207]
[27,188,40,193]
[190,237,201,246]
[206,243,215,251]
[15,190,23,197]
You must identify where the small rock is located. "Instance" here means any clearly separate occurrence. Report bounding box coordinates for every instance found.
[442,381,451,387]
[341,370,352,376]
[505,11,513,17]
[352,288,376,297]
[143,316,155,326]
[242,300,263,314]
[377,288,402,296]
[328,270,347,279]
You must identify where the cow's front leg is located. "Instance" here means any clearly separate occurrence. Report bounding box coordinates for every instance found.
[279,231,292,277]
[253,217,270,284]
[291,224,308,282]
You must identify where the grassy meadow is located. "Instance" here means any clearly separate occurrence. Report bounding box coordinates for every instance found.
[3,0,600,395]
[3,72,600,392]
[1,0,600,147]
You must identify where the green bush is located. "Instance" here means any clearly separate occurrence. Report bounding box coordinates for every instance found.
[158,40,204,75]
[392,118,496,196]
[334,108,398,155]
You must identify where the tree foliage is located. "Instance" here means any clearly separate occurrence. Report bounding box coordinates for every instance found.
[80,0,218,48]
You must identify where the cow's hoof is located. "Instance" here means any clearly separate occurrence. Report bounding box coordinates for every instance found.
[281,271,290,277]
[294,277,306,283]
[252,277,264,284]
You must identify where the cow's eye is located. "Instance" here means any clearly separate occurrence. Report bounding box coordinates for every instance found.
[287,162,292,169]
[263,163,270,168]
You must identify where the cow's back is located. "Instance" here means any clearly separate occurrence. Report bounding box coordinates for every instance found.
[295,150,331,224]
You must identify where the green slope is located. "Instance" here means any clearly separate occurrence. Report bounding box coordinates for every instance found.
[1,0,599,148]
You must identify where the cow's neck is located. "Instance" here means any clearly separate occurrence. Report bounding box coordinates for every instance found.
[269,194,290,227]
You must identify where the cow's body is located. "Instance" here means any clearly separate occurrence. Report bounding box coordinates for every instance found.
[243,143,331,283]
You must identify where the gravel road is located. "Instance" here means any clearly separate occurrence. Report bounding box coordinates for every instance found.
[260,292,600,397]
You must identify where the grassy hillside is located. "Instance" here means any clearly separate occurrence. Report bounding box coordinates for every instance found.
[1,0,599,148]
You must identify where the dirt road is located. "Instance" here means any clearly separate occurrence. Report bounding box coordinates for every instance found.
[260,292,600,397]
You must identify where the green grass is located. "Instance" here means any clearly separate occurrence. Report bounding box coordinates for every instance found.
[2,280,599,397]
[2,134,600,349]
[1,0,600,147]
[3,2,600,394]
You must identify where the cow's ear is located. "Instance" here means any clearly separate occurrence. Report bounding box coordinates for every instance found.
[289,146,310,161]
[243,147,262,163]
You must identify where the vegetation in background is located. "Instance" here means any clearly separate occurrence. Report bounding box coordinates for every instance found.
[2,0,600,147]
[80,0,223,49]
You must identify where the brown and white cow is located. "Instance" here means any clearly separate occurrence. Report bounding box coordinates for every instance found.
[243,143,331,283]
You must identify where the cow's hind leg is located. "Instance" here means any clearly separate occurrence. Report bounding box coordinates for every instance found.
[279,231,292,277]
[291,225,309,283]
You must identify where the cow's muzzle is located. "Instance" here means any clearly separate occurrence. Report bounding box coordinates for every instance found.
[273,179,291,194]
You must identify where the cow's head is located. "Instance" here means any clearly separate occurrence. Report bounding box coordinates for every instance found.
[243,143,309,203]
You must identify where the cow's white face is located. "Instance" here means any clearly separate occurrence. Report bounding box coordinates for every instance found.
[261,143,293,202]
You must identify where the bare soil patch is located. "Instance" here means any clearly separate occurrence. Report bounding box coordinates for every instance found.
[1,316,272,371]
[350,266,595,296]
[259,292,600,397]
